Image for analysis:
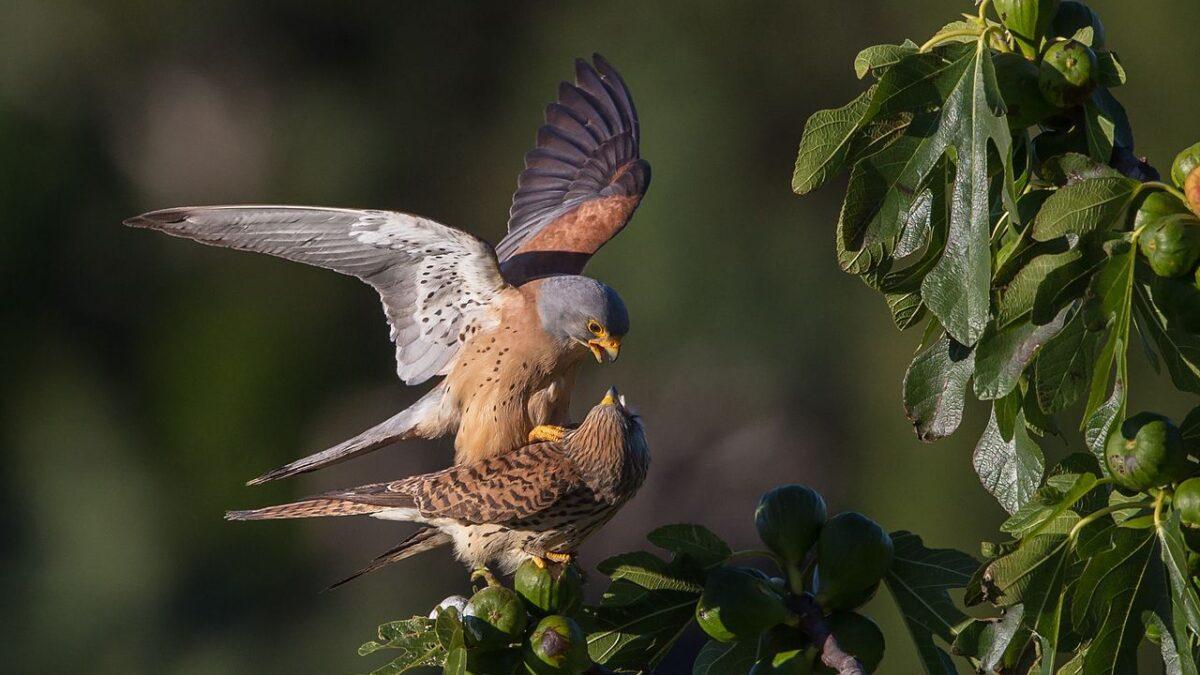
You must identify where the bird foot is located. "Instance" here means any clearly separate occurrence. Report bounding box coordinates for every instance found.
[545,551,574,565]
[470,566,500,587]
[528,425,568,443]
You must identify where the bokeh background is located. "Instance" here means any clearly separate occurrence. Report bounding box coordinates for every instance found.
[4,1,1198,672]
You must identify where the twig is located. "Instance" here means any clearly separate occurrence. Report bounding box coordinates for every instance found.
[791,593,866,675]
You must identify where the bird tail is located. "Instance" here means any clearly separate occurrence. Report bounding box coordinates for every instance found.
[246,382,451,485]
[327,527,452,589]
[225,497,389,521]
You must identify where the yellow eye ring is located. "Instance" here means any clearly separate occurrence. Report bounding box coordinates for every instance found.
[587,320,603,335]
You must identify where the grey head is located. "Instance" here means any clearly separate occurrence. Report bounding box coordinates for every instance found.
[535,275,629,362]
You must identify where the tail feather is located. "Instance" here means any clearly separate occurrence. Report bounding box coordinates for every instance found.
[247,383,451,485]
[327,527,452,589]
[225,498,386,521]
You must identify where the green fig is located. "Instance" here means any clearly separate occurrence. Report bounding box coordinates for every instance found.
[462,586,527,652]
[1039,39,1098,108]
[696,567,793,643]
[1134,191,1192,231]
[1139,213,1200,278]
[522,615,591,674]
[1105,412,1189,492]
[755,485,827,569]
[1050,1,1106,48]
[1171,141,1200,189]
[993,52,1058,129]
[1175,478,1200,529]
[814,513,893,612]
[514,560,583,617]
[995,0,1060,58]
[814,613,886,674]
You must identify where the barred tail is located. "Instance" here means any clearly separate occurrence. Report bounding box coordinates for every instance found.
[225,498,387,521]
[327,527,452,589]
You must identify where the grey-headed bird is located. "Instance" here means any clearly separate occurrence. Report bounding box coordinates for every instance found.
[125,55,650,483]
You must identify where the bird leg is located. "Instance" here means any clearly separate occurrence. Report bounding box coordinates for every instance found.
[545,550,574,565]
[528,425,569,443]
[470,566,500,587]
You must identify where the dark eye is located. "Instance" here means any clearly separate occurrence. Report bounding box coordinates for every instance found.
[587,320,603,334]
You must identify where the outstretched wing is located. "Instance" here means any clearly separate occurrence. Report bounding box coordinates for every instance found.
[497,54,651,285]
[333,443,579,524]
[125,206,510,385]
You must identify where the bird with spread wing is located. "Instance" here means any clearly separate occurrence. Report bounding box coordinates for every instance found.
[227,387,648,585]
[125,55,650,484]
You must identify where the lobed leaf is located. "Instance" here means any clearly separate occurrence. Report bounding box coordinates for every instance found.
[646,524,731,570]
[973,306,1071,401]
[903,336,976,442]
[1031,175,1138,242]
[854,40,920,79]
[1071,526,1162,674]
[974,409,1044,514]
[691,639,756,674]
[884,531,977,675]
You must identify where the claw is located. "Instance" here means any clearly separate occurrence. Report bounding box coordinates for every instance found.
[528,425,568,443]
[546,551,574,565]
[531,556,547,569]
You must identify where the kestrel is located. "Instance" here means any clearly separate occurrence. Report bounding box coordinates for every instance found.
[226,387,648,584]
[124,55,650,483]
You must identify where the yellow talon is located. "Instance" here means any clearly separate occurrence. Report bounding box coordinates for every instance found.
[531,556,547,569]
[545,551,574,564]
[528,425,568,443]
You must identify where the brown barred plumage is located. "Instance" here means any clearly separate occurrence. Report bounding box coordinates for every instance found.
[227,388,649,580]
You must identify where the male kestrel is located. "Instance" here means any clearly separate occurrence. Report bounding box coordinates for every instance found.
[124,55,650,483]
[226,387,648,584]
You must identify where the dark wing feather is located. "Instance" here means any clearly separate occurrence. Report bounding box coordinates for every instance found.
[497,55,651,285]
[125,206,509,385]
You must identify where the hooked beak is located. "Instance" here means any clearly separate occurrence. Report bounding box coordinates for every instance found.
[600,386,621,406]
[585,336,622,363]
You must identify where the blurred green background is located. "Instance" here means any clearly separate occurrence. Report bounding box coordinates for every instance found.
[3,1,1198,672]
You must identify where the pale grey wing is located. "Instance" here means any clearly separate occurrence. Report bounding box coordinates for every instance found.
[125,206,510,384]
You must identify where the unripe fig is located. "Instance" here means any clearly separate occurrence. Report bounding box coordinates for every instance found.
[1050,1,1106,48]
[993,52,1058,129]
[695,567,792,643]
[814,612,886,674]
[523,615,591,674]
[1105,412,1189,492]
[1175,478,1200,529]
[995,0,1060,58]
[814,513,893,612]
[1039,39,1097,108]
[1133,191,1191,231]
[462,585,527,652]
[1171,141,1200,189]
[755,485,827,567]
[1138,213,1200,279]
[514,559,583,617]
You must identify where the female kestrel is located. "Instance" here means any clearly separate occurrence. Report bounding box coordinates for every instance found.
[125,55,650,483]
[226,387,649,584]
